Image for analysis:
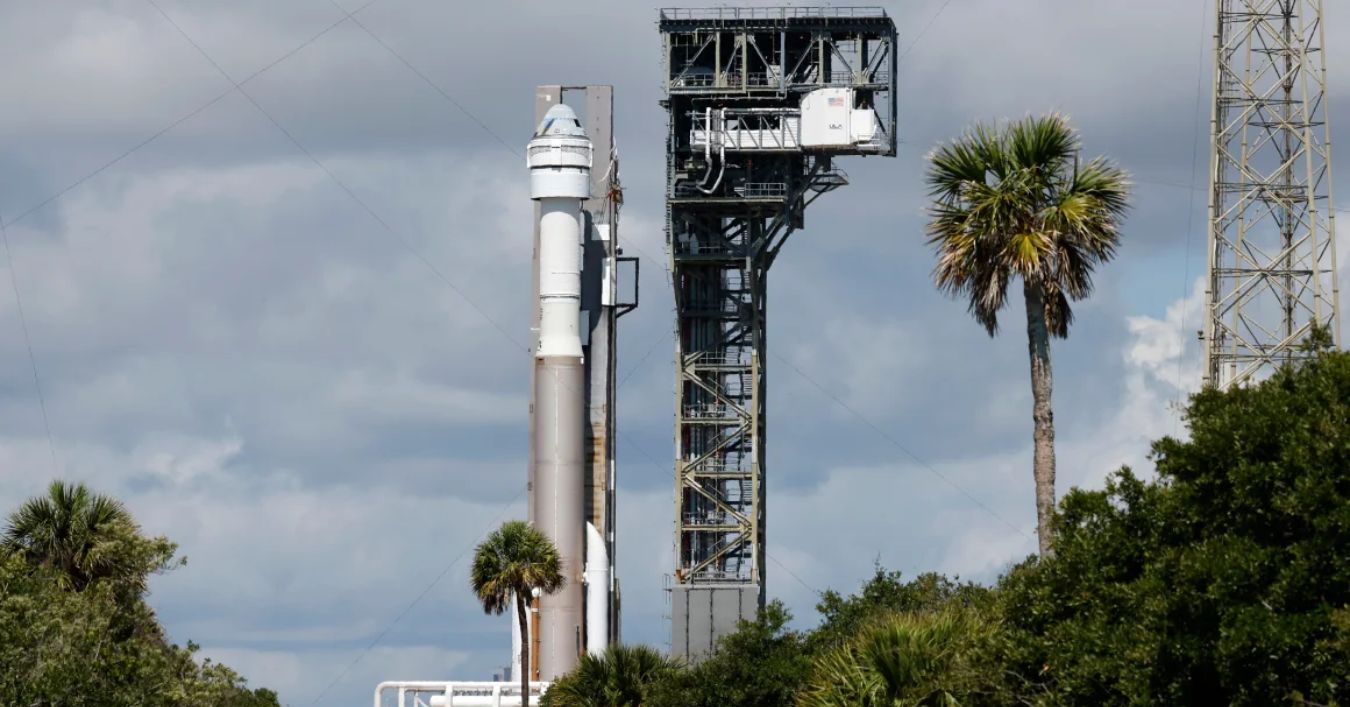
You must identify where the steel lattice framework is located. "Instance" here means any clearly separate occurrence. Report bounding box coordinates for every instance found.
[659,7,896,658]
[1205,0,1341,388]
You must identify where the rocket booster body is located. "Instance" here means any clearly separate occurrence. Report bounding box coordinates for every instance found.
[528,103,591,680]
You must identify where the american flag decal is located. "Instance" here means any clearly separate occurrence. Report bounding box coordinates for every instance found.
[827,96,845,107]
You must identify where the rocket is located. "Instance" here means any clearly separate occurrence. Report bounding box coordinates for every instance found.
[522,102,609,680]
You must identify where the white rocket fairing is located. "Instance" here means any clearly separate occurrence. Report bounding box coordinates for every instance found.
[527,103,591,680]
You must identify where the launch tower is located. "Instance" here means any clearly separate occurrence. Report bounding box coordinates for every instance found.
[1204,0,1341,387]
[659,7,897,658]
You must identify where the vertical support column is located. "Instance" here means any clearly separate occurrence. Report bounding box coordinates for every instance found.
[579,86,619,648]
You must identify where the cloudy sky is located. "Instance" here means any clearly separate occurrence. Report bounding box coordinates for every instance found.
[1,0,1347,704]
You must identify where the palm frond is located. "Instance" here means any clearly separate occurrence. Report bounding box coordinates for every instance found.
[3,481,149,591]
[542,644,675,707]
[801,609,997,707]
[471,521,565,617]
[1005,114,1077,175]
[926,123,1007,202]
[922,115,1131,339]
[1043,288,1073,339]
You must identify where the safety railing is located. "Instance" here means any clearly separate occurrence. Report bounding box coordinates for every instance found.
[682,402,748,420]
[661,7,888,22]
[736,182,788,198]
[682,510,749,528]
[689,459,752,475]
[373,681,551,707]
[688,353,748,367]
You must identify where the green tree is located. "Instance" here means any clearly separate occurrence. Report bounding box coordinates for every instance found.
[799,608,999,707]
[0,486,279,707]
[924,114,1131,556]
[3,480,179,594]
[997,352,1350,705]
[811,566,992,652]
[471,520,565,707]
[648,601,813,707]
[542,644,677,707]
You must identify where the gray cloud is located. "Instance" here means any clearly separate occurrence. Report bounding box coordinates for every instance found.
[0,1,1346,704]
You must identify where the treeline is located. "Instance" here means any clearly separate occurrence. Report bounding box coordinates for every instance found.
[0,482,280,707]
[544,352,1350,706]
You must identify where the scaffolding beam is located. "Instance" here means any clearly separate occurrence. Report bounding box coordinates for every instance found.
[1204,0,1341,387]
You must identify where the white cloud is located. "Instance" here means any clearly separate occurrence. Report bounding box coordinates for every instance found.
[1126,278,1205,395]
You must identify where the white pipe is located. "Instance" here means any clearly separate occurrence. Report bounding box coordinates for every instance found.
[712,109,727,191]
[697,109,728,195]
[710,127,728,192]
[696,107,720,191]
[584,522,610,657]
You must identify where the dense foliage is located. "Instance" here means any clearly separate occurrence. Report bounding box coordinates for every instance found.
[0,482,279,707]
[542,644,678,707]
[645,600,813,707]
[810,568,991,652]
[999,351,1350,705]
[551,352,1350,706]
[800,608,998,707]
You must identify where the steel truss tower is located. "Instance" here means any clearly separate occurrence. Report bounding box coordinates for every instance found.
[659,7,896,658]
[1205,0,1341,388]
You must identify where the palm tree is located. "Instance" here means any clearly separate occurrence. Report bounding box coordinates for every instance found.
[541,644,676,707]
[3,480,165,592]
[798,610,993,707]
[471,521,566,707]
[924,114,1130,556]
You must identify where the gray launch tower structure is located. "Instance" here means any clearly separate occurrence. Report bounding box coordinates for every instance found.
[659,7,897,658]
[1204,0,1341,387]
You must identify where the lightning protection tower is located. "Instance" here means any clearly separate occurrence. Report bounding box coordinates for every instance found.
[659,7,897,659]
[1205,0,1341,388]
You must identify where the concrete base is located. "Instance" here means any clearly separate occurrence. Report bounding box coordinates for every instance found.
[670,584,760,661]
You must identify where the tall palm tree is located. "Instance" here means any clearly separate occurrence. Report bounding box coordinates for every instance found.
[541,644,676,707]
[924,114,1130,557]
[471,520,566,707]
[3,480,150,591]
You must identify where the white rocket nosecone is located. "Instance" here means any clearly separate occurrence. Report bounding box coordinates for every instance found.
[530,104,592,360]
[527,102,592,680]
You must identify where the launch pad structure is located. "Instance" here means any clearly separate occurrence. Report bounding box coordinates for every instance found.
[659,7,897,658]
[1204,0,1341,387]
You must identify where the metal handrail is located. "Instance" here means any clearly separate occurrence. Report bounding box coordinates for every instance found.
[688,353,746,367]
[738,182,788,198]
[660,7,888,21]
